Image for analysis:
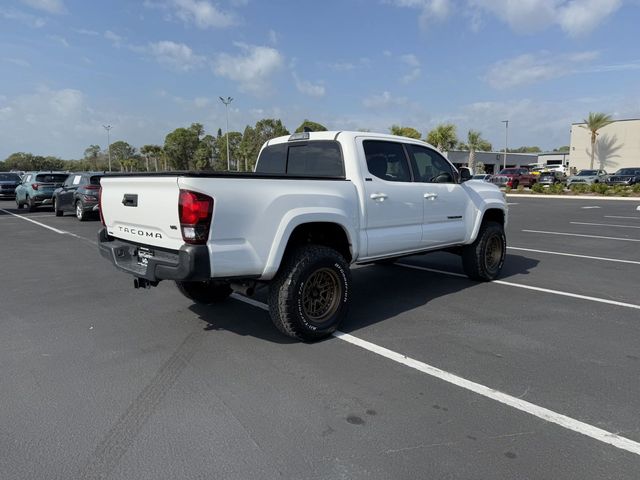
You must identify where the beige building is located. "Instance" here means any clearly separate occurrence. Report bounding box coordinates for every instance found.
[569,118,640,173]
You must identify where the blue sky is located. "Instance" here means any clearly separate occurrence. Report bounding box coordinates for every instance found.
[1,0,639,159]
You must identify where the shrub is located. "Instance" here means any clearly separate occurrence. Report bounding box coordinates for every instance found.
[632,183,640,193]
[504,186,512,193]
[517,184,525,192]
[570,184,590,194]
[591,182,608,194]
[531,183,545,193]
[548,183,564,194]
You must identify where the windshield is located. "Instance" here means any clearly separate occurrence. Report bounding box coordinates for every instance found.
[615,169,640,175]
[499,168,518,174]
[577,170,597,176]
[89,175,103,185]
[0,173,20,181]
[472,175,487,179]
[35,173,68,183]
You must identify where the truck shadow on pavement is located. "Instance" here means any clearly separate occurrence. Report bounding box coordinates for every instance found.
[187,252,538,342]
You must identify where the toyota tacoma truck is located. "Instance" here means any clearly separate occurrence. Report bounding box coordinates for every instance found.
[98,131,507,341]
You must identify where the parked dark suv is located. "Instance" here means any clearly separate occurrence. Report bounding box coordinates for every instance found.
[537,170,566,186]
[0,172,22,199]
[605,168,640,186]
[15,171,69,211]
[52,172,103,221]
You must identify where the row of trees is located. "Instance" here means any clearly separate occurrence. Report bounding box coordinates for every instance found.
[2,116,584,173]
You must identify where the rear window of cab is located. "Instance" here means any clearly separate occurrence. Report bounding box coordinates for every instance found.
[256,141,344,177]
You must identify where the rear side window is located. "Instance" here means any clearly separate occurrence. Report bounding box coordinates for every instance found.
[36,174,68,183]
[363,140,411,182]
[256,141,344,177]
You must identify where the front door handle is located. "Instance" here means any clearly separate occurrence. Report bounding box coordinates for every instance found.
[370,193,388,201]
[424,192,438,200]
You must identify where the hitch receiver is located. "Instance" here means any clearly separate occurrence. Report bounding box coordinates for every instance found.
[134,278,159,289]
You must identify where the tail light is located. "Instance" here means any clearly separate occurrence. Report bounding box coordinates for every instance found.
[98,186,105,226]
[178,189,213,245]
[31,183,39,190]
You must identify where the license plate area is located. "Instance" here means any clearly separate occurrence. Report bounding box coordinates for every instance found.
[137,247,155,266]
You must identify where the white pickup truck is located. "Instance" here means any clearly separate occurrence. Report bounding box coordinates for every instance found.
[98,131,507,341]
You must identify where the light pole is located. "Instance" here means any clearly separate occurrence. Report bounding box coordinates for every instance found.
[103,125,112,172]
[501,120,509,169]
[219,96,233,170]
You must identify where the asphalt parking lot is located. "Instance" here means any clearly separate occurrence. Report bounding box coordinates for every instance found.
[1,196,640,480]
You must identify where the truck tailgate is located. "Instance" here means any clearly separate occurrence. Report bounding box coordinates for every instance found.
[101,176,184,250]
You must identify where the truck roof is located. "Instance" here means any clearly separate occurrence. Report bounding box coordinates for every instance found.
[266,131,438,150]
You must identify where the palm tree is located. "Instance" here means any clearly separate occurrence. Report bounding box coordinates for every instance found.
[426,123,458,153]
[463,130,490,170]
[581,112,613,169]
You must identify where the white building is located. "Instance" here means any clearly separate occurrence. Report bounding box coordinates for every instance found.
[569,118,640,173]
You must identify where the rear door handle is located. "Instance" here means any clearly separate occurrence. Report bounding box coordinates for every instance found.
[424,192,438,200]
[370,193,388,201]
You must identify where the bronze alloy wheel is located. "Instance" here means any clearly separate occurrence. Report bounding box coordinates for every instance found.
[485,234,503,271]
[301,267,342,325]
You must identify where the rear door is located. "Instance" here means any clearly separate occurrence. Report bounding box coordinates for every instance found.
[101,176,184,250]
[58,174,79,210]
[359,139,424,257]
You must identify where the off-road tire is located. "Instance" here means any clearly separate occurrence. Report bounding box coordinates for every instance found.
[175,280,233,304]
[53,198,63,216]
[16,197,23,209]
[462,221,506,281]
[268,245,350,342]
[511,180,519,189]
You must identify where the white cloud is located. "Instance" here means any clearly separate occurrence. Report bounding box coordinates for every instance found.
[74,28,99,36]
[213,43,284,95]
[193,97,211,108]
[5,58,31,67]
[268,29,278,45]
[469,0,622,36]
[557,0,622,37]
[292,73,325,97]
[143,40,205,71]
[363,91,408,108]
[401,68,422,84]
[171,0,237,28]
[484,50,601,89]
[0,7,46,28]
[21,0,65,14]
[386,0,622,37]
[385,0,451,30]
[400,53,421,67]
[104,30,124,47]
[48,34,69,47]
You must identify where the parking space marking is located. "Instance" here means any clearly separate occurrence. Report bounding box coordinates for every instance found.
[507,246,640,265]
[0,208,67,234]
[571,221,640,229]
[0,213,52,219]
[230,295,640,457]
[523,229,640,242]
[605,215,640,220]
[0,208,97,245]
[396,263,640,310]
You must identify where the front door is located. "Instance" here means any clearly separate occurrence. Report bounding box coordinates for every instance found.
[405,144,468,247]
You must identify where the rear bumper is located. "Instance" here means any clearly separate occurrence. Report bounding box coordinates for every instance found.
[98,228,210,282]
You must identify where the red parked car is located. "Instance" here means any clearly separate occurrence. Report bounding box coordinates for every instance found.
[491,168,537,188]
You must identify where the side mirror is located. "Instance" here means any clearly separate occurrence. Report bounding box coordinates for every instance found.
[459,167,472,183]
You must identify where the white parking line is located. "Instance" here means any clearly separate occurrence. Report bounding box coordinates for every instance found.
[0,208,66,234]
[571,221,640,229]
[507,246,640,265]
[0,209,96,245]
[397,263,640,310]
[231,294,640,456]
[604,215,640,220]
[0,213,52,219]
[523,229,640,242]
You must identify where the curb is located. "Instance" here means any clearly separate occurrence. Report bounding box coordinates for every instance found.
[505,194,640,202]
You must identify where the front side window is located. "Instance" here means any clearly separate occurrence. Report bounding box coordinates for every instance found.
[406,144,455,183]
[363,140,411,182]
